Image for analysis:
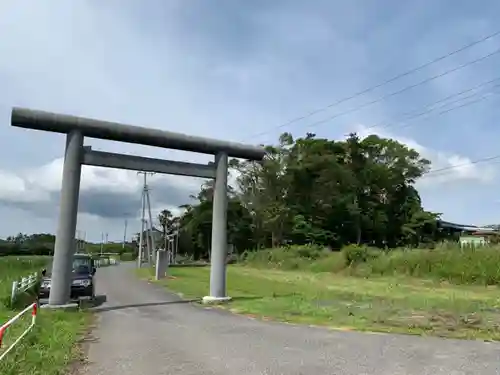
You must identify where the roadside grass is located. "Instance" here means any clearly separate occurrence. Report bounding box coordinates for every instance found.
[137,266,500,341]
[0,256,93,375]
[242,244,500,286]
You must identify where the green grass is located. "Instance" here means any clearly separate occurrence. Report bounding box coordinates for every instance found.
[242,244,500,286]
[0,256,93,375]
[137,265,500,340]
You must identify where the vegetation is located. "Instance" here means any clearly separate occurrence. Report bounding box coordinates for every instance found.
[240,243,500,286]
[134,131,500,340]
[0,257,47,308]
[0,256,91,375]
[168,132,450,260]
[0,232,136,261]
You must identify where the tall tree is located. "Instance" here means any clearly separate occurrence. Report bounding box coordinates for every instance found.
[167,130,441,257]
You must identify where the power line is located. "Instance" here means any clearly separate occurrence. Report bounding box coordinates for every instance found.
[363,77,500,132]
[373,85,500,134]
[250,29,500,140]
[422,154,500,179]
[299,47,500,133]
[249,47,500,141]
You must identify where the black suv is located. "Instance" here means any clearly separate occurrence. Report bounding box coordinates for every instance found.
[39,254,96,301]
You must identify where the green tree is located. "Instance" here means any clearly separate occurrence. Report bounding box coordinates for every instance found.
[166,130,441,258]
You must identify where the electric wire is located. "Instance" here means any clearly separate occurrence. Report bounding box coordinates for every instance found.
[252,29,500,138]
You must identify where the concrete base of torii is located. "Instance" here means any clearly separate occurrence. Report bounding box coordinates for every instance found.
[201,296,232,305]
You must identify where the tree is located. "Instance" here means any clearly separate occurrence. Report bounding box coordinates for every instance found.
[158,209,173,249]
[164,130,442,258]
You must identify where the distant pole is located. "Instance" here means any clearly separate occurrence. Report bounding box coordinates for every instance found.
[78,230,83,252]
[145,219,151,265]
[122,219,128,249]
[75,230,80,252]
[138,178,146,267]
[138,171,156,266]
[175,229,179,264]
[100,232,104,255]
[145,186,156,264]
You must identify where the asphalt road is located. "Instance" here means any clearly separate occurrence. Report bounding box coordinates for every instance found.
[80,263,500,375]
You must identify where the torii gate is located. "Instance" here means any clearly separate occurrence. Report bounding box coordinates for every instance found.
[11,107,266,307]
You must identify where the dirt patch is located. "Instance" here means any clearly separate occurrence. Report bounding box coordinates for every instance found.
[375,309,500,339]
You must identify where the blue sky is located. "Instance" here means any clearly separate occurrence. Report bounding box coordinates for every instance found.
[0,0,499,241]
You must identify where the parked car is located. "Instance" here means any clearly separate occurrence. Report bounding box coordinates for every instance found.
[39,253,96,301]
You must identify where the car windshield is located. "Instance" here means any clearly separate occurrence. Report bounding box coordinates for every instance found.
[45,256,92,274]
[72,257,92,274]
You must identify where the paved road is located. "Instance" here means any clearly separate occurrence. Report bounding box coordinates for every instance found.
[81,264,500,375]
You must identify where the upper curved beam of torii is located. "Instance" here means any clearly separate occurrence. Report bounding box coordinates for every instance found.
[11,107,266,161]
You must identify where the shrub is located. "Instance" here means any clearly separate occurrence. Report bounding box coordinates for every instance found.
[342,244,380,265]
[242,244,331,270]
[241,242,500,286]
[367,245,500,285]
[120,252,136,261]
[308,253,345,273]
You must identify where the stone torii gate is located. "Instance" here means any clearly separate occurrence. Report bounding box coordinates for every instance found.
[10,107,266,307]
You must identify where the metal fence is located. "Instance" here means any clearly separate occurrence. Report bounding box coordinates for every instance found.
[0,302,38,361]
[11,272,38,305]
[94,258,118,267]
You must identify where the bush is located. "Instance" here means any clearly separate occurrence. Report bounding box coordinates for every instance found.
[368,246,500,285]
[240,242,500,286]
[242,244,332,270]
[120,252,136,261]
[308,253,345,273]
[342,244,380,265]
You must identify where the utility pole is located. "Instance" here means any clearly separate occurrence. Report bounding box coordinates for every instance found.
[145,219,152,264]
[122,219,128,249]
[138,211,145,268]
[78,230,85,252]
[145,184,156,263]
[175,229,179,264]
[100,232,104,255]
[137,171,155,267]
[75,230,80,253]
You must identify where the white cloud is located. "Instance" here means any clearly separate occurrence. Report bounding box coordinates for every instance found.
[4,157,202,197]
[0,155,207,221]
[355,124,496,186]
[0,170,50,203]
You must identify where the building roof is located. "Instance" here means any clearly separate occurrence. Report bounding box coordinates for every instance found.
[438,220,495,232]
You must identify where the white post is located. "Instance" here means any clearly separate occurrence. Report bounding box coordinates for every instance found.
[174,230,179,264]
[11,281,18,303]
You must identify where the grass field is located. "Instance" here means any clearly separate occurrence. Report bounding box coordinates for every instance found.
[0,256,92,375]
[137,265,500,341]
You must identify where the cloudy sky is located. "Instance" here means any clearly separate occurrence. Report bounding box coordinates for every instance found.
[0,0,499,241]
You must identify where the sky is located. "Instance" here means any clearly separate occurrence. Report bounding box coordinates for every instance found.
[0,0,499,242]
